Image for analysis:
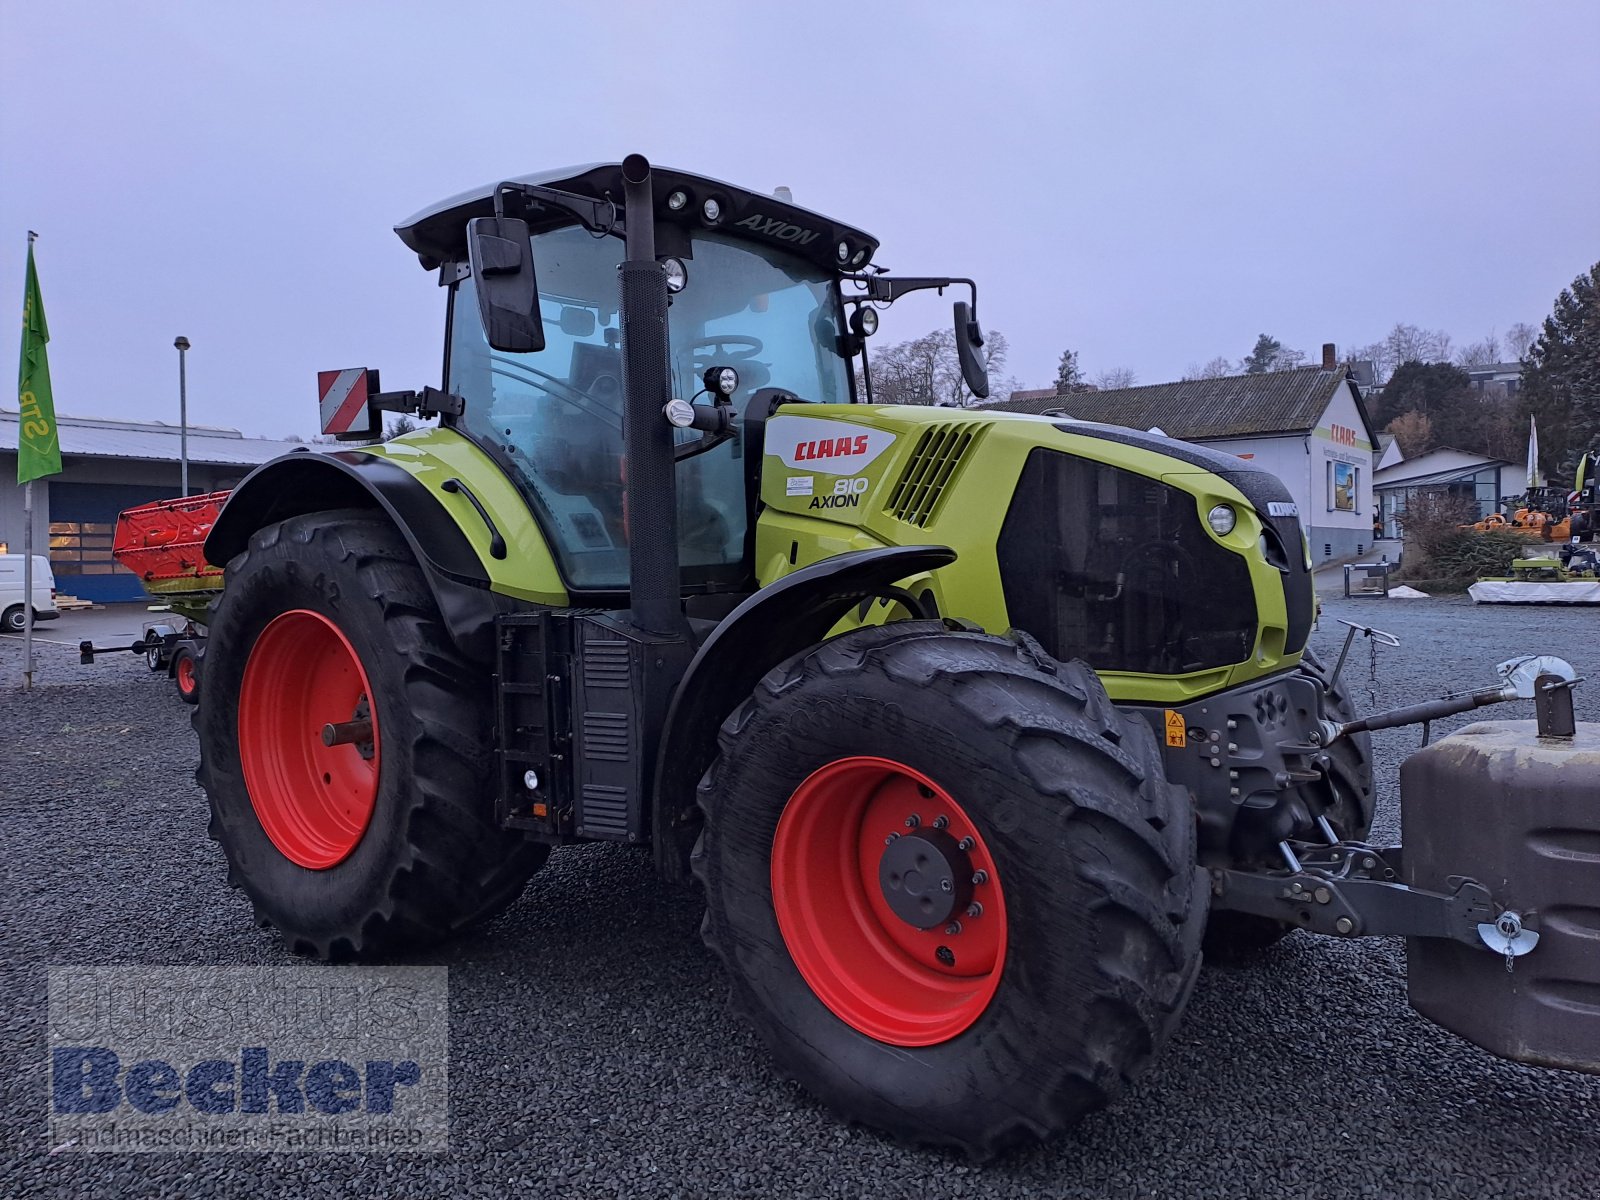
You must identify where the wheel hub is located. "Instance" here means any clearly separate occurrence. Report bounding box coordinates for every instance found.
[879,829,973,929]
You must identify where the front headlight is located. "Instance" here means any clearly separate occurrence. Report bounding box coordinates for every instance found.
[1207,504,1236,536]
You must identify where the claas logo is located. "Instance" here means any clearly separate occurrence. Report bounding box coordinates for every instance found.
[793,435,871,463]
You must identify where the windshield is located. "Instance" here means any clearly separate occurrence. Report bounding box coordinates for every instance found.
[448,224,849,592]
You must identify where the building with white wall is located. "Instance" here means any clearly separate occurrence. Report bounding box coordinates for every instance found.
[989,353,1381,560]
[1,410,308,602]
[1372,446,1516,538]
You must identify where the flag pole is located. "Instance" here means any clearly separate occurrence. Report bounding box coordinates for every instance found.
[21,231,37,690]
[22,478,34,690]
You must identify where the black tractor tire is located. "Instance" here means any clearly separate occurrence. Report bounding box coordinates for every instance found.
[3,604,27,633]
[194,509,548,960]
[695,621,1206,1160]
[1201,646,1375,964]
[171,645,202,705]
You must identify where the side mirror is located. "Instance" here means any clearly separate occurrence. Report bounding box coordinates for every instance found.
[953,300,989,400]
[466,216,544,353]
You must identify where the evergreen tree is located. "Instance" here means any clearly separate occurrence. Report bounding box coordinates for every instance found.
[1241,334,1283,374]
[1055,349,1087,393]
[1517,262,1600,480]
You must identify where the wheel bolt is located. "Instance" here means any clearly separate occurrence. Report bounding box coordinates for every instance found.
[932,815,949,830]
[944,921,962,936]
[966,902,983,918]
[958,836,975,851]
[971,869,988,885]
[884,832,899,846]
[939,879,952,893]
[904,814,920,829]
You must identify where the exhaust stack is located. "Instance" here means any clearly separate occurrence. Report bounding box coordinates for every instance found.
[617,155,685,635]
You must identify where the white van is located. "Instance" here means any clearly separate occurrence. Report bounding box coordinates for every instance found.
[0,553,60,632]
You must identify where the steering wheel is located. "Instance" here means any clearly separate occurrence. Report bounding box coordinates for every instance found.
[489,358,623,431]
[691,335,765,362]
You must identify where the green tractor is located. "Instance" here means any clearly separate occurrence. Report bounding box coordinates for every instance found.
[193,156,1593,1157]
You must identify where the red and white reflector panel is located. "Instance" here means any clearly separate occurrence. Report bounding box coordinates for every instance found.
[318,368,374,437]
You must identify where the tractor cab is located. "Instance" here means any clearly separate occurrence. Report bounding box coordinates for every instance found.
[394,160,986,597]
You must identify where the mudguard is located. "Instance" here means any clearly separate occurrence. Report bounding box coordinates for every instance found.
[205,450,511,662]
[651,543,957,881]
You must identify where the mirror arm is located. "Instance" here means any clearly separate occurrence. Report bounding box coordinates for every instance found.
[491,182,618,237]
[841,273,979,313]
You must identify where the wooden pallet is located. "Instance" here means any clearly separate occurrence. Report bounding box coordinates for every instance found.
[54,595,99,612]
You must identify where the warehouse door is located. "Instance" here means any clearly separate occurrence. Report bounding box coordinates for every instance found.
[49,482,179,603]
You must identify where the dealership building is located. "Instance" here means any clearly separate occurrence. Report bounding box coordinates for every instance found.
[990,354,1381,561]
[1,410,306,603]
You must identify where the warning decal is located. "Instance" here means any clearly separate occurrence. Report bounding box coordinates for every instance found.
[1163,710,1186,748]
[318,367,373,436]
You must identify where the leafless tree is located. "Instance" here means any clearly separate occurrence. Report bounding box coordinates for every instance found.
[1093,367,1138,390]
[1183,356,1236,380]
[1505,321,1538,359]
[862,327,1011,407]
[1383,322,1453,367]
[1455,332,1501,368]
[1346,340,1393,383]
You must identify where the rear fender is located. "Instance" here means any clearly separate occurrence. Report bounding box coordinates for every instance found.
[206,450,510,662]
[651,543,957,881]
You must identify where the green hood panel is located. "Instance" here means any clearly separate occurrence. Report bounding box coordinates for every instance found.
[368,428,568,606]
[756,405,1308,705]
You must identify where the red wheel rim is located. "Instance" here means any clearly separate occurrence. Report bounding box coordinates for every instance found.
[238,610,380,870]
[771,756,1007,1046]
[175,653,197,695]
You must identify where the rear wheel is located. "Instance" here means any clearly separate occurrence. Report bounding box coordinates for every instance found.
[194,509,548,960]
[1202,646,1375,963]
[695,622,1205,1159]
[172,645,201,705]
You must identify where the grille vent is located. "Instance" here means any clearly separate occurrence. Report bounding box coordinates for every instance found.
[583,640,631,688]
[885,425,987,527]
[582,712,629,761]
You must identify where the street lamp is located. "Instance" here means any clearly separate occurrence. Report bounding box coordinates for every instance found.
[174,336,190,495]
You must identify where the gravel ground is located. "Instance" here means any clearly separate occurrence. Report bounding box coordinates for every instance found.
[2,595,1597,1199]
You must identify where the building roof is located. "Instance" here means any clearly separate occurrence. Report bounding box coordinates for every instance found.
[984,365,1379,445]
[1005,387,1060,403]
[0,410,312,467]
[1372,445,1516,489]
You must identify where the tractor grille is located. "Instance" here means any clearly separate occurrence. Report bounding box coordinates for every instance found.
[886,424,987,527]
[997,448,1258,675]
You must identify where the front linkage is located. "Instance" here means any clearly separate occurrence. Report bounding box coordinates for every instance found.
[1211,629,1579,963]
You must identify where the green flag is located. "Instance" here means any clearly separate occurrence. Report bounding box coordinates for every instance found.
[17,237,61,484]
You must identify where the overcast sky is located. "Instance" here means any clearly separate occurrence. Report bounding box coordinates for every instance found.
[3,1,1597,440]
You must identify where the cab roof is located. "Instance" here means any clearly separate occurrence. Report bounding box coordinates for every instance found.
[395,162,879,275]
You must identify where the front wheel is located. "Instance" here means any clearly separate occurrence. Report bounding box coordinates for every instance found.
[695,622,1205,1159]
[194,509,548,960]
[2,605,26,633]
